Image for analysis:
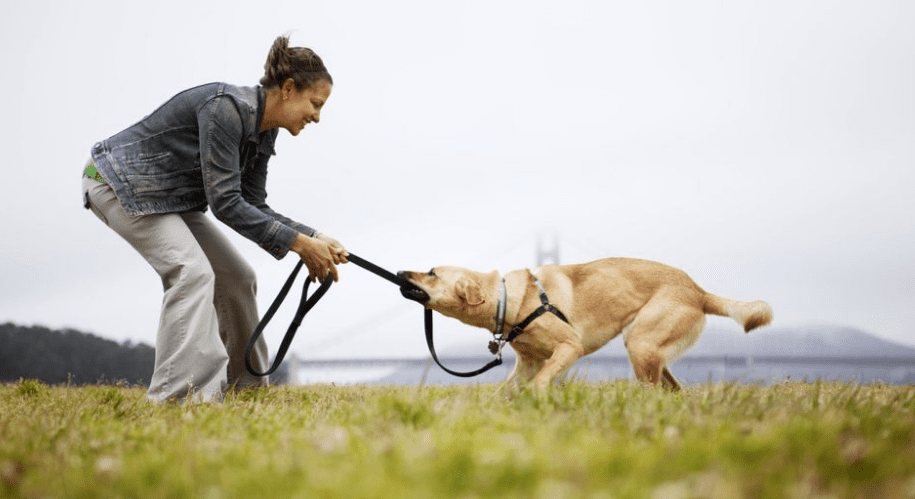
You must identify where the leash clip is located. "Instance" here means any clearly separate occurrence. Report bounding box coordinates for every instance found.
[488,336,506,358]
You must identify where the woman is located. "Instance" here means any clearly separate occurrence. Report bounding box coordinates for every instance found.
[82,35,348,402]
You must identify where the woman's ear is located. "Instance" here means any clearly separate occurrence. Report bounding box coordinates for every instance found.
[282,78,297,100]
[456,278,485,306]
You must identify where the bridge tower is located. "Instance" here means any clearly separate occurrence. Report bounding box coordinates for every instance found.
[536,234,560,267]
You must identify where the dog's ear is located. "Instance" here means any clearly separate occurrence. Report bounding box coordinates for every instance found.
[456,278,485,306]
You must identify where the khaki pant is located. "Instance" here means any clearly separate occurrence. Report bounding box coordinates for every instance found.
[82,170,269,402]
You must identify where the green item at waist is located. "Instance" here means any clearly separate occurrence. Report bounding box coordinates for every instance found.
[85,163,105,183]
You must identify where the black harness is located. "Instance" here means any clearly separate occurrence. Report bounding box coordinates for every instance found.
[245,256,571,379]
[487,276,569,352]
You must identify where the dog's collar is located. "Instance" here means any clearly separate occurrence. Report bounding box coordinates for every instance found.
[488,277,509,356]
[494,278,507,336]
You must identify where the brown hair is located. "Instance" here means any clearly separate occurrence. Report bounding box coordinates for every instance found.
[259,35,333,90]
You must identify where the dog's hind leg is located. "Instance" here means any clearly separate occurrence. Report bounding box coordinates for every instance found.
[624,296,705,390]
[626,341,665,386]
[628,342,684,390]
[661,368,682,391]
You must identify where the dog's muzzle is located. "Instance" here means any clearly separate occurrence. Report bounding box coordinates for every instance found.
[397,272,430,303]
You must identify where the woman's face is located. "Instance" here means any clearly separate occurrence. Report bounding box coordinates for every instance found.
[279,79,332,136]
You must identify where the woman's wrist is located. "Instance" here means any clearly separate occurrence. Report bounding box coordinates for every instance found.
[291,232,315,255]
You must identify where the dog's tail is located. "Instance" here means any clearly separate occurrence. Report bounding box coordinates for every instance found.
[703,293,773,333]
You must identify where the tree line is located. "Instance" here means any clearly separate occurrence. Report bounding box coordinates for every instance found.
[0,323,155,385]
[0,323,291,386]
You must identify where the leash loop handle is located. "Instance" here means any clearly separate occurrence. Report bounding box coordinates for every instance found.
[245,261,333,377]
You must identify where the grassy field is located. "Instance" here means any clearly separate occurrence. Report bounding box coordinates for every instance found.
[1,379,913,499]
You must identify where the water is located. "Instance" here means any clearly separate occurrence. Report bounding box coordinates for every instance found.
[288,357,915,386]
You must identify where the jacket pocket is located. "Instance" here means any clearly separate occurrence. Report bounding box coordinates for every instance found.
[127,167,203,195]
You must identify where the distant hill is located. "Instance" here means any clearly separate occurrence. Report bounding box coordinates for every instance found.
[438,324,915,359]
[671,325,915,359]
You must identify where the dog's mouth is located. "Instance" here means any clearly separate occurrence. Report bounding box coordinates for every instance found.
[400,283,430,303]
[397,272,430,303]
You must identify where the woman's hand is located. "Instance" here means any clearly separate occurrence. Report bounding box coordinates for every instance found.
[316,233,349,265]
[290,233,347,282]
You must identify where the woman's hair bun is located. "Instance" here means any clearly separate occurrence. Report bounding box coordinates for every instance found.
[260,35,332,89]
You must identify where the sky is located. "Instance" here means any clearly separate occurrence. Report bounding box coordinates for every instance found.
[1,0,913,360]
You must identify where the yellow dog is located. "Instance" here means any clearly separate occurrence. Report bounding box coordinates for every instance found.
[400,257,772,392]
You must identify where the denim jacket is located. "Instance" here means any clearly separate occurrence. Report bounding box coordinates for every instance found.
[89,82,316,260]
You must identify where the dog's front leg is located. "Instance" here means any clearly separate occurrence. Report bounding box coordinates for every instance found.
[532,342,583,394]
[491,357,521,399]
[493,354,542,399]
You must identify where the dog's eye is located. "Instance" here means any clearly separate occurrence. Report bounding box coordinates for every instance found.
[428,269,437,277]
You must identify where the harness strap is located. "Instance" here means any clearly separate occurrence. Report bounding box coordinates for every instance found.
[504,276,569,343]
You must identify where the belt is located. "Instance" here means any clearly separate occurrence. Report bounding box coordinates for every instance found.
[84,163,105,183]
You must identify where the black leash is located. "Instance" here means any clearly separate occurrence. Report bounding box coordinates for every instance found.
[245,253,505,378]
[244,260,331,377]
[346,253,404,286]
[423,308,504,377]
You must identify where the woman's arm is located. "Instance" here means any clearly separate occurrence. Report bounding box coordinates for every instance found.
[241,138,319,237]
[198,96,342,279]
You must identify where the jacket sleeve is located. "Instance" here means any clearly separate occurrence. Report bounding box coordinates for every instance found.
[198,96,300,259]
[241,131,319,239]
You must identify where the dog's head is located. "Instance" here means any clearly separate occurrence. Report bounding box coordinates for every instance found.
[398,266,495,323]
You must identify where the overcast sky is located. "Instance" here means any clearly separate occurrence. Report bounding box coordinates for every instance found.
[1,0,913,360]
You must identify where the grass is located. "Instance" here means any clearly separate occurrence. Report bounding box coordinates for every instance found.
[1,379,914,499]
